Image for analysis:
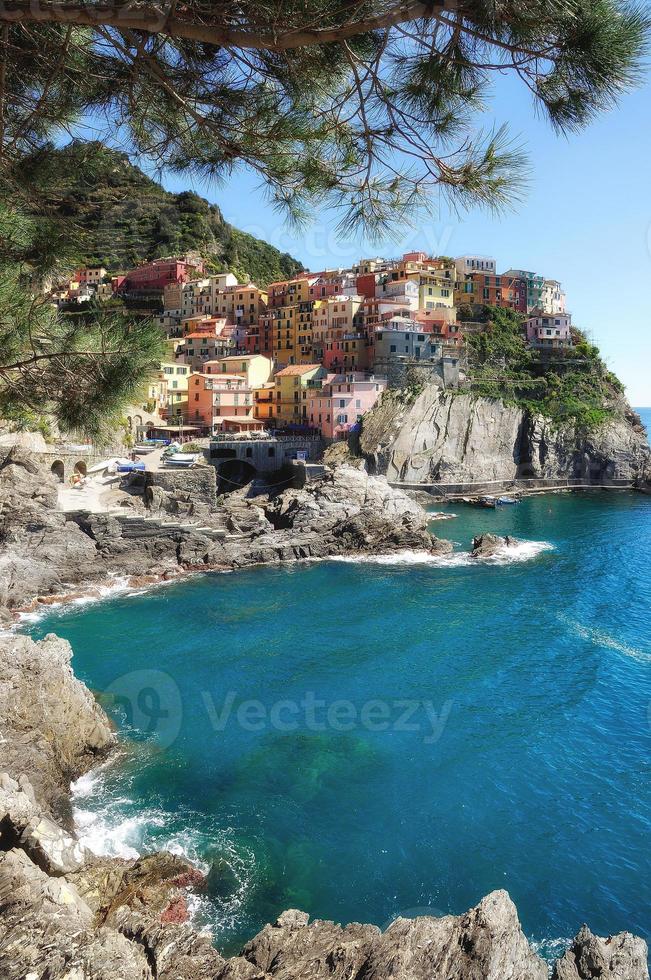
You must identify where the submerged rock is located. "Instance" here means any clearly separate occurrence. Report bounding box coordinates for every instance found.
[471,532,519,558]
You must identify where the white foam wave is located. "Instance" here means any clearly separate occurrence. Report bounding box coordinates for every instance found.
[531,934,573,966]
[70,759,254,936]
[557,614,651,663]
[328,540,554,567]
[479,539,555,565]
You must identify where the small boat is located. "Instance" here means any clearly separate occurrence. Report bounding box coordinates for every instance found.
[87,457,119,474]
[134,444,157,454]
[497,496,519,505]
[164,453,200,468]
[478,496,497,509]
[117,461,146,473]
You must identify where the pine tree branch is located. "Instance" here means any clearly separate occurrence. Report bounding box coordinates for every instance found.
[0,0,434,50]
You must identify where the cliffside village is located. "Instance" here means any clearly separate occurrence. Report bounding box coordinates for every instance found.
[53,252,572,443]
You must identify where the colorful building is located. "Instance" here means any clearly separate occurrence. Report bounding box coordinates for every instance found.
[121,256,205,295]
[188,372,253,432]
[208,354,273,390]
[454,271,527,312]
[541,280,567,315]
[159,361,191,418]
[526,313,573,349]
[503,269,545,313]
[308,373,387,440]
[273,364,327,428]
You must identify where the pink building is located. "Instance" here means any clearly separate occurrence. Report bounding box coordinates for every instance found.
[189,371,253,432]
[308,372,387,440]
[526,312,573,349]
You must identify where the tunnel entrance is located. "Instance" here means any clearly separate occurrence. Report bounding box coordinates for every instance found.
[74,460,88,477]
[51,460,65,482]
[217,458,257,494]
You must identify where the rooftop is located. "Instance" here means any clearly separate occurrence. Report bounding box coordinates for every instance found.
[275,364,323,377]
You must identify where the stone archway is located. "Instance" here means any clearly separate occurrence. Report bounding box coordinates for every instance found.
[74,460,88,477]
[216,458,257,494]
[51,460,65,482]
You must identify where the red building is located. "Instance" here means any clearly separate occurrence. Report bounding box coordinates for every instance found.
[120,257,205,294]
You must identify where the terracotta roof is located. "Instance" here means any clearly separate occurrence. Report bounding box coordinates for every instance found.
[275,364,322,377]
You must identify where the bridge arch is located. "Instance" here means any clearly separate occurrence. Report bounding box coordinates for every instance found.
[51,460,65,482]
[74,460,88,477]
[216,458,257,493]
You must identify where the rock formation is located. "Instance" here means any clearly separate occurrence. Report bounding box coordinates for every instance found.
[0,448,451,620]
[360,389,651,486]
[552,924,649,980]
[471,532,519,558]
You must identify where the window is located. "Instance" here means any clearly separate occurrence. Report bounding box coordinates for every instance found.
[356,399,361,409]
[390,344,396,353]
[337,414,348,424]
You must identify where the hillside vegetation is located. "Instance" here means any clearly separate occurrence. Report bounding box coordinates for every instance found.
[17,142,303,286]
[465,306,625,429]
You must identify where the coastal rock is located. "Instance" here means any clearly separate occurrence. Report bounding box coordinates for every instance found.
[552,924,649,979]
[237,892,547,979]
[471,533,519,558]
[0,452,449,616]
[360,389,651,486]
[0,632,114,822]
[0,775,88,874]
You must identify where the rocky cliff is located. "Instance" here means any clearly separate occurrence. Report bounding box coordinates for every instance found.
[0,632,647,980]
[0,445,451,621]
[360,389,651,486]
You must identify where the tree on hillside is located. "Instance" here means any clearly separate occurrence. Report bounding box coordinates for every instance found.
[0,0,647,431]
[0,205,163,438]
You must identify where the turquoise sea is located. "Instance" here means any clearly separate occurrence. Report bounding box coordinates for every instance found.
[23,410,651,962]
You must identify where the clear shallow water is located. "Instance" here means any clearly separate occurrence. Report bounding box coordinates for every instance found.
[23,415,651,959]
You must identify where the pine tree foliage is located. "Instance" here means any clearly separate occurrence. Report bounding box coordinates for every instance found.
[0,1,647,234]
[0,204,164,437]
[0,0,647,431]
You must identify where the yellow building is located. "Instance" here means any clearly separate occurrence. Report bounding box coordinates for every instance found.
[213,283,268,326]
[210,354,273,389]
[273,364,327,428]
[273,303,298,367]
[253,382,275,422]
[160,361,191,418]
[416,273,455,310]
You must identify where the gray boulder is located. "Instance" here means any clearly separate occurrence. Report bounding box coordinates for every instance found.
[552,924,649,979]
[471,532,519,558]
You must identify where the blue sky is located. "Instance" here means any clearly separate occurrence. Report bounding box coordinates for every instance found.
[153,72,651,406]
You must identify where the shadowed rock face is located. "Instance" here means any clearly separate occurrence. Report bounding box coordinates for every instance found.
[0,633,648,980]
[360,389,651,485]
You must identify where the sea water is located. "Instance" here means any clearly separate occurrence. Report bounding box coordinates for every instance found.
[23,411,651,960]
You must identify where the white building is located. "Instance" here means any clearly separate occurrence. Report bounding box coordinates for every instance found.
[454,255,496,276]
[541,279,567,315]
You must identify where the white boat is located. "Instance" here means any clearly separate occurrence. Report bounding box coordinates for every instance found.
[164,454,200,468]
[134,444,157,454]
[87,457,120,474]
